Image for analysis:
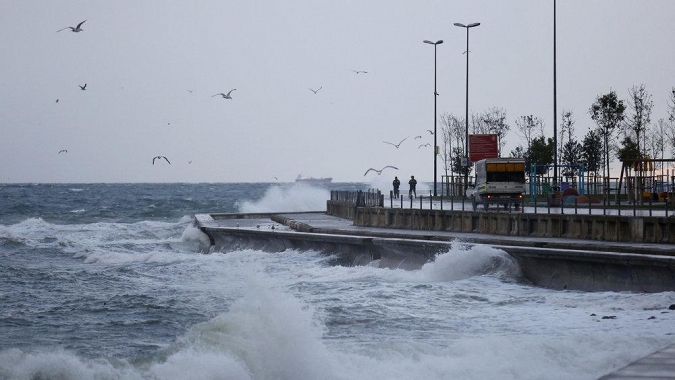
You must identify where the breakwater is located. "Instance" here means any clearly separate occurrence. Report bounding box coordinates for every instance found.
[195,211,675,292]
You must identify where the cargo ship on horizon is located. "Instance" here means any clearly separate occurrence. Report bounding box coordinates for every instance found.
[295,174,332,185]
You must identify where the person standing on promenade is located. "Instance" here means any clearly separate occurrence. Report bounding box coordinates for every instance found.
[408,175,417,198]
[392,176,400,198]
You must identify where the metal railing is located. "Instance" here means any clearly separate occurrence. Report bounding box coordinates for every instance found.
[385,192,672,217]
[330,188,671,217]
[330,189,384,208]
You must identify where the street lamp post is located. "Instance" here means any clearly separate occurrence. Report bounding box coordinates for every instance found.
[553,0,558,188]
[454,22,480,196]
[423,39,443,197]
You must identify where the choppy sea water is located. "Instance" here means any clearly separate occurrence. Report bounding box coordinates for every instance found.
[1,182,674,380]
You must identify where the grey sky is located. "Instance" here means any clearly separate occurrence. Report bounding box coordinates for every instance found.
[2,1,674,183]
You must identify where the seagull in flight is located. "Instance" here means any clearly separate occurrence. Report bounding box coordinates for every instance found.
[152,156,171,165]
[350,70,368,74]
[414,135,422,140]
[79,83,87,91]
[57,20,86,33]
[364,166,398,176]
[308,86,322,94]
[426,129,434,135]
[418,143,431,149]
[58,149,68,154]
[212,89,236,99]
[383,136,409,149]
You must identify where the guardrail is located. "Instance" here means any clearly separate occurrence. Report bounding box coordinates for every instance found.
[385,189,673,217]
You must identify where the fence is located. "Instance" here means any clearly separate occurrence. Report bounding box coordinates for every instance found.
[383,189,673,218]
[330,189,384,208]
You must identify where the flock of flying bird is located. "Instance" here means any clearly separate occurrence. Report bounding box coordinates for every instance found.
[364,129,435,177]
[53,19,241,166]
[53,19,425,177]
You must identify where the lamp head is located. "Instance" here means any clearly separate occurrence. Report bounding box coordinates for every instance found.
[453,22,466,28]
[468,22,481,28]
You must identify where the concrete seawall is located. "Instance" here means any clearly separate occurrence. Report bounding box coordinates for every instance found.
[194,212,675,292]
[328,200,675,244]
[195,213,439,269]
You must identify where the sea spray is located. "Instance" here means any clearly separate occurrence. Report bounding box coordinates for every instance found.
[237,183,330,213]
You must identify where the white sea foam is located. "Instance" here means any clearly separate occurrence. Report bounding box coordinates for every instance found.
[180,225,212,250]
[0,224,20,241]
[292,243,520,285]
[418,242,521,282]
[236,183,330,213]
[3,208,675,380]
[1,271,671,380]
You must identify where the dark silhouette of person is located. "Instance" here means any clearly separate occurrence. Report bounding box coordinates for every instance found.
[408,175,417,198]
[392,176,400,198]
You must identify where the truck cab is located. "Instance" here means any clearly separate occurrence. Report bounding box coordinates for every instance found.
[471,158,526,211]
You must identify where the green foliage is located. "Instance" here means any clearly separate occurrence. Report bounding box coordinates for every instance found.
[589,91,626,134]
[581,129,602,174]
[509,145,525,158]
[589,91,626,176]
[616,136,641,165]
[560,139,582,177]
[526,136,554,175]
[451,147,472,177]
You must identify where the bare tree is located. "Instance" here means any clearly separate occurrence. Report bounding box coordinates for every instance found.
[667,88,675,157]
[470,112,488,134]
[480,107,510,157]
[439,112,465,177]
[624,84,654,157]
[651,118,668,173]
[665,119,675,157]
[514,115,544,151]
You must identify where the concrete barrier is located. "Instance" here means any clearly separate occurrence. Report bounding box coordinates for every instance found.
[329,201,675,244]
[196,215,675,292]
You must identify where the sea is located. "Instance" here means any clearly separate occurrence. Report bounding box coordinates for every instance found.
[1,182,674,380]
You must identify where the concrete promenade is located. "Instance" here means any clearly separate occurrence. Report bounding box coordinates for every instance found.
[194,211,675,379]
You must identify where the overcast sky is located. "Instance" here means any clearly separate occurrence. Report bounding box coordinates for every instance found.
[2,0,674,183]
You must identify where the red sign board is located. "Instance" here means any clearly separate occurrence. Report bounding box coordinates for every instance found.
[469,134,498,162]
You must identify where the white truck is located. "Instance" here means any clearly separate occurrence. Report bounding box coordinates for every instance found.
[468,158,526,211]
